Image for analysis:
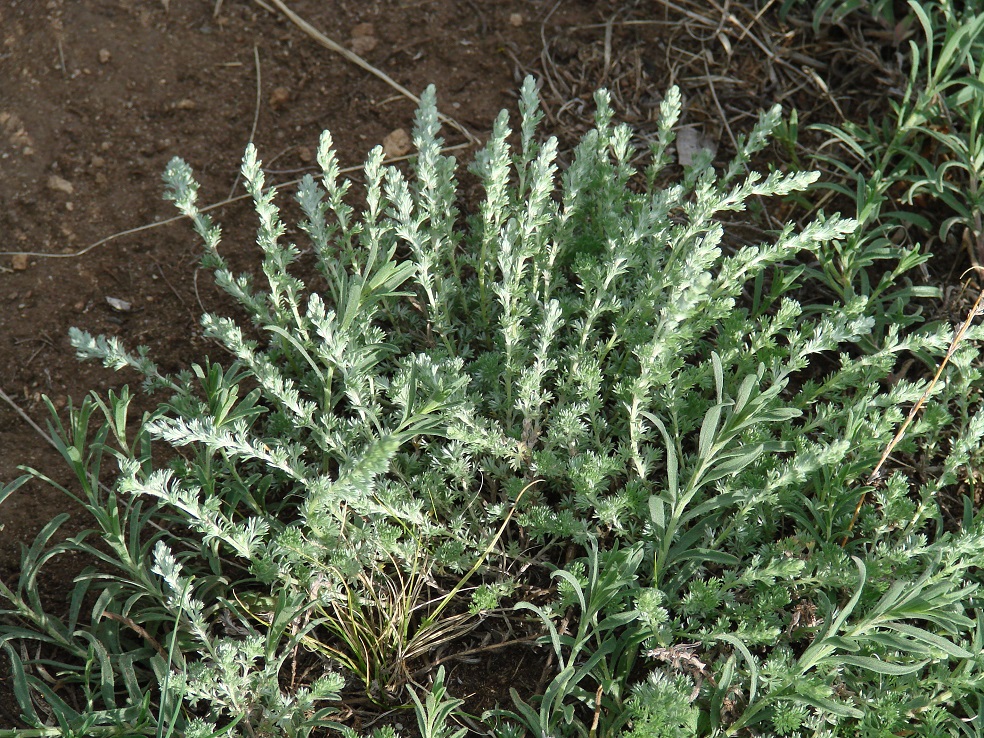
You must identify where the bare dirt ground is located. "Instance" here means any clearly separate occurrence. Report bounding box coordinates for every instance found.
[0,0,972,729]
[0,0,548,574]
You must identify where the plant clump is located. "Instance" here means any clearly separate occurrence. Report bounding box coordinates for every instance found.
[2,72,984,738]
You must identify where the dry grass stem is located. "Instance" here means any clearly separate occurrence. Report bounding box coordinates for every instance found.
[0,145,470,262]
[225,44,264,202]
[257,0,478,145]
[0,386,59,453]
[843,284,984,544]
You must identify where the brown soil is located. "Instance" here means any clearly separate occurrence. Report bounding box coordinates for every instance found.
[0,0,547,576]
[0,0,972,732]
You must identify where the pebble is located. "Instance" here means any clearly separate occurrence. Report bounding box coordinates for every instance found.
[105,296,132,313]
[349,22,377,54]
[11,253,29,271]
[382,127,412,158]
[98,48,111,64]
[350,35,377,55]
[0,111,33,148]
[47,174,74,195]
[269,87,290,110]
[509,12,524,27]
[176,98,196,110]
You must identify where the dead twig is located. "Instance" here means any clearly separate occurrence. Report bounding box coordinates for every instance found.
[653,0,717,29]
[538,0,565,125]
[842,282,984,545]
[602,12,616,83]
[226,44,263,201]
[415,632,542,675]
[0,386,59,453]
[101,611,169,661]
[701,54,738,153]
[55,35,67,79]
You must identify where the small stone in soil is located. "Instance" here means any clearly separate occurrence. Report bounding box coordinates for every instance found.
[269,87,290,110]
[350,35,377,55]
[349,23,377,54]
[98,48,111,64]
[11,254,29,271]
[383,128,412,158]
[105,296,132,313]
[47,174,74,195]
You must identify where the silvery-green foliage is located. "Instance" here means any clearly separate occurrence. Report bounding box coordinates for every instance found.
[620,671,699,738]
[2,73,984,738]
